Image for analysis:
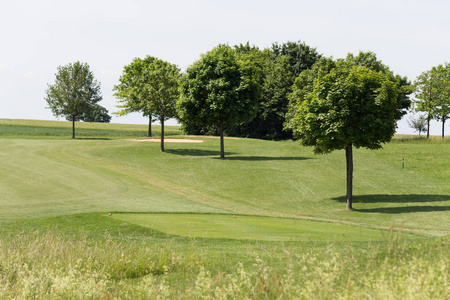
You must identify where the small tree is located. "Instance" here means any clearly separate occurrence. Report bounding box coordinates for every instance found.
[413,66,446,138]
[114,56,180,151]
[177,45,260,158]
[431,63,450,138]
[45,61,102,138]
[408,115,428,136]
[286,52,411,210]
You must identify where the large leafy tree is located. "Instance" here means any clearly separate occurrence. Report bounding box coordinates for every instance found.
[114,56,180,151]
[45,61,102,138]
[225,44,295,140]
[226,41,321,140]
[272,40,322,78]
[286,52,412,210]
[177,45,260,158]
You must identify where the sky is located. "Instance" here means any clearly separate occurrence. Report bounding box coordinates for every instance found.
[1,0,449,135]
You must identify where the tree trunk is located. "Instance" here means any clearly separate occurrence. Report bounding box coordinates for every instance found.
[219,120,224,159]
[426,115,430,139]
[160,117,165,152]
[148,116,152,137]
[72,117,75,139]
[346,144,353,210]
[442,117,446,138]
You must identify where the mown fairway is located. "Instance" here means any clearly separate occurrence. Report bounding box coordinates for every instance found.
[0,119,448,299]
[1,119,448,233]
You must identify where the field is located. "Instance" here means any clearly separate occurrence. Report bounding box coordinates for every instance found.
[0,119,448,299]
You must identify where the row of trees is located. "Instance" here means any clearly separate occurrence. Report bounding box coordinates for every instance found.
[45,43,415,210]
[411,63,450,138]
[110,41,321,156]
[112,46,412,209]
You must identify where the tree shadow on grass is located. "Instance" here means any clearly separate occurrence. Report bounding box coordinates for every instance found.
[166,149,311,161]
[218,156,312,161]
[165,149,229,157]
[332,194,450,204]
[354,206,450,214]
[75,137,112,140]
[332,194,450,214]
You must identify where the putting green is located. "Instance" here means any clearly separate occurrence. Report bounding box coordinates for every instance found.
[109,213,412,241]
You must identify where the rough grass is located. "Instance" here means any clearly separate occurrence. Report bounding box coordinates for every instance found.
[0,227,447,299]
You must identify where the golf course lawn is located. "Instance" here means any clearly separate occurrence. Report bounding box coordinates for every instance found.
[0,119,448,299]
[110,213,422,241]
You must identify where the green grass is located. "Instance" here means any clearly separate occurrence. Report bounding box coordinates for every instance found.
[0,118,182,138]
[111,213,421,241]
[0,119,448,298]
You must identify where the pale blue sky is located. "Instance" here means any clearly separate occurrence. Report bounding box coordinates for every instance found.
[1,0,449,134]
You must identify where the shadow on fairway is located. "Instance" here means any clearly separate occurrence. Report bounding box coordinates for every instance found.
[220,156,312,161]
[354,206,450,214]
[75,137,112,140]
[332,194,450,214]
[332,194,450,204]
[165,149,229,156]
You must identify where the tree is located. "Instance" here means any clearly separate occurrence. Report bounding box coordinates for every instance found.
[412,64,450,138]
[286,52,412,210]
[114,56,180,151]
[272,40,322,78]
[80,104,111,123]
[177,45,260,158]
[407,115,428,136]
[45,61,102,138]
[431,63,450,138]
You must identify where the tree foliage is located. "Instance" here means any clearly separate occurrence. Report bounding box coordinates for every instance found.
[113,56,180,151]
[413,63,450,138]
[272,40,322,78]
[80,104,111,123]
[45,61,102,138]
[194,41,321,140]
[286,52,412,209]
[407,115,428,136]
[177,45,260,158]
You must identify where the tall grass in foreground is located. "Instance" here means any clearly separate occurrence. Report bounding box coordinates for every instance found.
[0,230,447,299]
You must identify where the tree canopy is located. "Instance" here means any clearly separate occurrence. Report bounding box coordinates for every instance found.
[286,52,412,209]
[45,61,102,138]
[177,45,260,158]
[226,41,321,140]
[186,41,322,140]
[413,63,450,138]
[80,104,111,123]
[113,56,180,151]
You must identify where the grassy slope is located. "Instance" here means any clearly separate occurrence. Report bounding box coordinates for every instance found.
[0,119,448,298]
[0,119,448,235]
